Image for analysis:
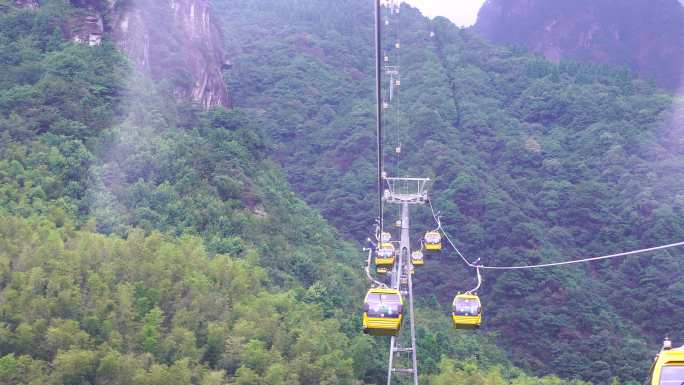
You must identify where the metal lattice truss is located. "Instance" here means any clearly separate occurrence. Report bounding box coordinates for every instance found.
[384,177,430,205]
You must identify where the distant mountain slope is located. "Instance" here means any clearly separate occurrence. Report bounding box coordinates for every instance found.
[473,0,684,91]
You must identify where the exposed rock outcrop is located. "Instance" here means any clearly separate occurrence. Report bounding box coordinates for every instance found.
[14,0,39,9]
[26,0,232,109]
[110,0,232,109]
[71,13,104,46]
[473,0,684,91]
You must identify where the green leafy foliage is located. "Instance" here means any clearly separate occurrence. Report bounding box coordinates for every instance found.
[0,1,127,141]
[0,215,366,384]
[0,2,372,383]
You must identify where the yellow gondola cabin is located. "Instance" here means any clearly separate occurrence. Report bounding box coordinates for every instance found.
[363,288,404,336]
[424,231,442,251]
[376,242,395,265]
[649,338,684,385]
[411,250,424,266]
[452,293,482,329]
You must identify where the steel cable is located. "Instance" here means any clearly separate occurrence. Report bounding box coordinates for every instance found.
[429,198,684,270]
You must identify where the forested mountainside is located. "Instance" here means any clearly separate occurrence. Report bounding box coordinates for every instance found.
[218,0,684,383]
[472,0,684,91]
[0,1,362,383]
[0,1,593,384]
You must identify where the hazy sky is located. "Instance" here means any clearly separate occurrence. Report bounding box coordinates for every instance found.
[403,0,487,27]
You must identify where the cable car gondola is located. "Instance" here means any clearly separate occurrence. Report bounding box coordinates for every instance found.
[648,338,684,385]
[424,230,442,251]
[411,250,424,266]
[376,242,395,266]
[452,293,481,329]
[377,266,389,274]
[363,288,404,336]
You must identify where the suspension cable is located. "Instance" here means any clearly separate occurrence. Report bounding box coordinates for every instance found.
[374,0,384,235]
[478,241,684,270]
[428,198,475,267]
[393,3,401,177]
[429,198,684,270]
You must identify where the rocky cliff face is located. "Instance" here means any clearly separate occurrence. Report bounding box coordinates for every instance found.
[14,0,39,9]
[17,0,232,109]
[110,0,232,109]
[473,0,684,91]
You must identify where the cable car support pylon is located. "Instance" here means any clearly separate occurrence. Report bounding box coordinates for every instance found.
[371,1,425,383]
[385,178,429,385]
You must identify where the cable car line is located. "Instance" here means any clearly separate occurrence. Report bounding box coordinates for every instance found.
[382,0,402,182]
[364,2,482,382]
[477,241,684,270]
[375,0,384,236]
[392,3,402,170]
[430,198,684,270]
